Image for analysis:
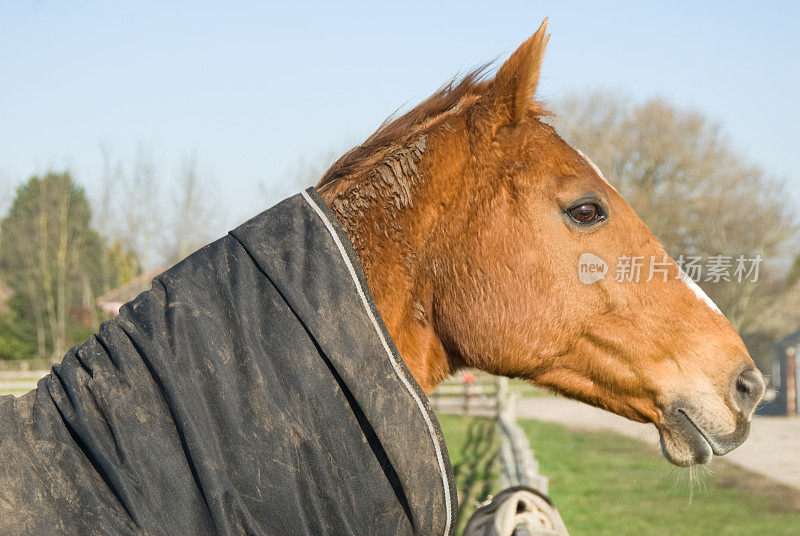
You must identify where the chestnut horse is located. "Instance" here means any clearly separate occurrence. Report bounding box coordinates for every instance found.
[317,20,764,467]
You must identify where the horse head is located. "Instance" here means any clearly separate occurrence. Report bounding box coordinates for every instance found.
[317,20,764,467]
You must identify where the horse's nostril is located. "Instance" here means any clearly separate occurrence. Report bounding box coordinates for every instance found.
[736,377,751,395]
[732,368,765,415]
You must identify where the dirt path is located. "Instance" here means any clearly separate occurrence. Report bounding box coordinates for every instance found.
[517,397,800,491]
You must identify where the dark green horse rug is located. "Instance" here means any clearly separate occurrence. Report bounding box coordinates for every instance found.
[0,188,456,536]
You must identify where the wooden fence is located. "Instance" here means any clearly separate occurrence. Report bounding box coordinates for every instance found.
[431,372,549,493]
[432,372,569,535]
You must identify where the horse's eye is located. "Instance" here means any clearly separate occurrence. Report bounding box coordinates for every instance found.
[568,203,602,224]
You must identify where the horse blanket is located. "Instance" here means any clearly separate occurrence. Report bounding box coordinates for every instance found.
[0,188,456,536]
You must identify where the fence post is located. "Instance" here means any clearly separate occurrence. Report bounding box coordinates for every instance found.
[497,377,514,490]
[496,377,549,494]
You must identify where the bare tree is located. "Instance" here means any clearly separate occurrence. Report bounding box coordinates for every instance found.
[95,143,124,294]
[0,173,14,221]
[119,145,162,269]
[260,150,340,206]
[166,156,220,264]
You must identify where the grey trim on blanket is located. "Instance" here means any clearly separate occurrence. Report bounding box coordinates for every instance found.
[302,187,455,536]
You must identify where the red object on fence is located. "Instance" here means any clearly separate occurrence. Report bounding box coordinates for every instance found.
[463,371,475,383]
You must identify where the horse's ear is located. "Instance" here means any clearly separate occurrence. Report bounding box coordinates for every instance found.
[488,19,550,124]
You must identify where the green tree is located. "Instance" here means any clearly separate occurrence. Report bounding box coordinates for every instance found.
[0,300,36,361]
[0,172,105,360]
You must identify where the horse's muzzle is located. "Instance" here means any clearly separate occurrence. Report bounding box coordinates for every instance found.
[658,366,764,466]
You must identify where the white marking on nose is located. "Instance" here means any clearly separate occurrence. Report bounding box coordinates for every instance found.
[678,269,723,315]
[576,149,618,192]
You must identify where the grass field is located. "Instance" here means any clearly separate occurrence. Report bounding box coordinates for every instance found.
[439,415,800,536]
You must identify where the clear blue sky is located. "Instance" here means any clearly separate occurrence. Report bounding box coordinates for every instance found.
[1,1,798,227]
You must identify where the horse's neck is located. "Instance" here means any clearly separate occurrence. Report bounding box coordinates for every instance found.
[318,148,455,393]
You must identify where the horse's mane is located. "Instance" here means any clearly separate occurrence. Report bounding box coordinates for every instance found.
[317,65,493,193]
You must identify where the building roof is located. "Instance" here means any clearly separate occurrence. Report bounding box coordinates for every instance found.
[96,266,166,317]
